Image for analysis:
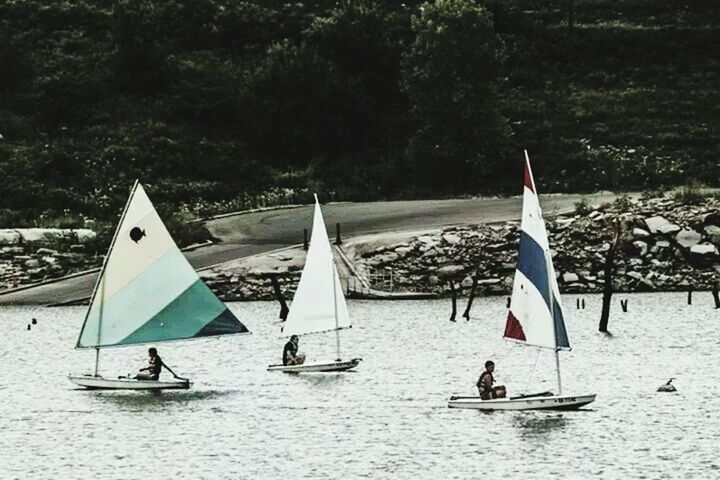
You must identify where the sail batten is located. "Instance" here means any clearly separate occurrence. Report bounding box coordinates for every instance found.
[504,155,570,350]
[76,182,248,349]
[281,197,351,337]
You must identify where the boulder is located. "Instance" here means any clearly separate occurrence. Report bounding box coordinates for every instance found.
[442,233,461,245]
[0,230,21,245]
[675,229,702,248]
[633,240,648,256]
[562,272,579,283]
[690,243,718,256]
[461,275,474,288]
[36,248,58,255]
[644,216,680,235]
[705,225,720,244]
[632,228,651,238]
[436,265,465,277]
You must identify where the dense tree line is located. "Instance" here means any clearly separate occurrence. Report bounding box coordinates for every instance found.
[0,0,718,228]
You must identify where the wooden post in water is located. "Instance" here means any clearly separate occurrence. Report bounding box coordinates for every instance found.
[303,228,308,250]
[620,299,628,312]
[576,298,580,309]
[462,266,481,321]
[687,287,693,305]
[712,281,720,309]
[506,297,511,308]
[335,223,342,245]
[581,298,586,309]
[449,281,457,322]
[599,221,622,333]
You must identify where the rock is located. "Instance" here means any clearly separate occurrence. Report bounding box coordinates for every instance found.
[36,248,58,255]
[24,258,41,268]
[655,240,671,249]
[461,275,474,288]
[705,225,720,244]
[436,265,465,277]
[427,275,440,286]
[562,272,579,283]
[0,230,21,245]
[442,233,461,245]
[1,246,24,254]
[644,216,680,235]
[675,229,702,248]
[633,240,648,256]
[690,243,718,256]
[632,228,651,238]
[395,246,412,256]
[69,244,86,253]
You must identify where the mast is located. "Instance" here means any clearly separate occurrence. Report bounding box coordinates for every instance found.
[332,255,341,361]
[547,250,562,396]
[80,180,140,374]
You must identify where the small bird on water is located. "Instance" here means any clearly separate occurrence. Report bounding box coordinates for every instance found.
[657,378,677,392]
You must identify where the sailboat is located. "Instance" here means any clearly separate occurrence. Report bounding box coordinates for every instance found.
[267,195,361,373]
[448,152,596,410]
[68,181,250,390]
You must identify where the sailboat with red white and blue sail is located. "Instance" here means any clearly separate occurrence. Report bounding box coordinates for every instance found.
[448,151,596,410]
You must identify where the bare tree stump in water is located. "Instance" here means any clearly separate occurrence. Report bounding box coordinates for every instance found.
[688,287,693,305]
[449,281,457,322]
[712,282,720,309]
[599,221,622,333]
[270,276,289,321]
[462,266,481,321]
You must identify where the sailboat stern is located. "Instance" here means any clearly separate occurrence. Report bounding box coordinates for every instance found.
[68,374,191,390]
[447,393,596,411]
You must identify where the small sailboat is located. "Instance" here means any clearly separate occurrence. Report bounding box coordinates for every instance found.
[448,152,596,410]
[68,181,250,390]
[268,195,361,373]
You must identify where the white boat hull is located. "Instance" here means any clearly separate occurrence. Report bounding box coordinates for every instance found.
[68,375,191,390]
[448,394,596,411]
[267,358,362,373]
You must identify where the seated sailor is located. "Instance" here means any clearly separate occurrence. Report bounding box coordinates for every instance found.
[283,335,306,366]
[477,360,507,400]
[135,347,163,380]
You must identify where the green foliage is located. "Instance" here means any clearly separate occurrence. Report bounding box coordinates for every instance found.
[0,0,717,229]
[574,198,592,216]
[401,0,514,191]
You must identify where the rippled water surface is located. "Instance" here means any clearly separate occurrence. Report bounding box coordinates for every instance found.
[1,293,719,479]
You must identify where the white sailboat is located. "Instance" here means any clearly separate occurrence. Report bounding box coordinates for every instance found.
[448,152,596,411]
[68,181,250,390]
[268,195,361,373]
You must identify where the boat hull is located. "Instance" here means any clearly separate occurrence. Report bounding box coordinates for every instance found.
[447,394,596,411]
[267,358,362,373]
[68,375,191,390]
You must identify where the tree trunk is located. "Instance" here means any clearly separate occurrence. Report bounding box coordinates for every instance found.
[599,223,621,332]
[270,276,289,321]
[462,265,481,321]
[449,281,457,322]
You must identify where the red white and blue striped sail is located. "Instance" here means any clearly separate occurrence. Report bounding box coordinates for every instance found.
[504,152,570,350]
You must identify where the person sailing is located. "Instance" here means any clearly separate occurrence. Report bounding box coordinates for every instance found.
[134,347,179,380]
[283,335,306,366]
[477,360,507,400]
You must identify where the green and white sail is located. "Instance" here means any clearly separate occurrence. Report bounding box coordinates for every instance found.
[76,181,248,349]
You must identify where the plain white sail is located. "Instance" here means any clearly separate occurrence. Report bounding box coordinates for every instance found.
[281,195,350,337]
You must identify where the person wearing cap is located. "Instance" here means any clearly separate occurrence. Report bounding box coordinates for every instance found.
[477,360,506,399]
[283,335,306,366]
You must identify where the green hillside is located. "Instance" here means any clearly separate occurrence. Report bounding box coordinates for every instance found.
[0,0,717,230]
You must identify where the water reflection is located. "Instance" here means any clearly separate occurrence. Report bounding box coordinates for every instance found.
[89,389,238,408]
[513,413,569,439]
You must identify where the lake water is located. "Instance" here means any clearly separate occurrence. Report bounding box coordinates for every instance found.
[1,293,718,479]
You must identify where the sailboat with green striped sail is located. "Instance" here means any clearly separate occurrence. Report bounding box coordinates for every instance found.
[68,181,249,390]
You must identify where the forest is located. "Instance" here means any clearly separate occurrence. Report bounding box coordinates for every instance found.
[0,0,718,231]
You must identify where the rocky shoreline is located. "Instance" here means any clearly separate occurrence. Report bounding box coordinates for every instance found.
[343,195,720,297]
[1,195,718,300]
[0,228,100,290]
